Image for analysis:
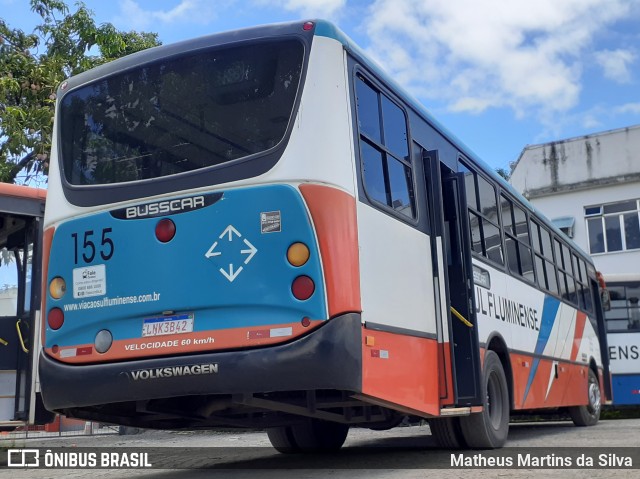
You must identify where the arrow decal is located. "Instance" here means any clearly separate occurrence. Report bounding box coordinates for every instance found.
[204,241,221,258]
[220,264,243,282]
[241,239,258,264]
[204,224,258,282]
[220,225,241,241]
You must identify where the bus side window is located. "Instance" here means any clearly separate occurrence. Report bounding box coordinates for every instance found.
[355,74,415,219]
[461,161,503,265]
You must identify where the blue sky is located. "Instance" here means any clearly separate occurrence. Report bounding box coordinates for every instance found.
[3,0,640,171]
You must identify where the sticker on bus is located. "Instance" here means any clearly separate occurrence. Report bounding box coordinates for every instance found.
[261,211,281,233]
[142,313,195,337]
[72,264,106,299]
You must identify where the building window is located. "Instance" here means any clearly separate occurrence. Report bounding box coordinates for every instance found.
[355,74,415,219]
[605,281,640,332]
[585,199,640,254]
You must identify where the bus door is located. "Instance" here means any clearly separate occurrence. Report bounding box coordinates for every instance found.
[425,151,482,406]
[591,278,612,402]
[0,211,43,427]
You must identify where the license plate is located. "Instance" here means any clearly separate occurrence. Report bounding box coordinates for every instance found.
[142,313,194,337]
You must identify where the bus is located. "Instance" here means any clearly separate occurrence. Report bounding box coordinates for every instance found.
[0,183,54,430]
[603,274,640,406]
[39,20,611,450]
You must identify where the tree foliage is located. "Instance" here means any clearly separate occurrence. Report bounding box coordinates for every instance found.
[0,0,161,185]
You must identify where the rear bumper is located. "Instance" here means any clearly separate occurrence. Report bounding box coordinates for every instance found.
[39,313,363,412]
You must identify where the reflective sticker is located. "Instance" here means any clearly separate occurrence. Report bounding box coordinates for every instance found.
[270,327,293,338]
[371,349,390,359]
[248,330,270,339]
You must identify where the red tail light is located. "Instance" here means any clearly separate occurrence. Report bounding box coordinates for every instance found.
[292,276,315,300]
[48,308,64,330]
[156,218,176,243]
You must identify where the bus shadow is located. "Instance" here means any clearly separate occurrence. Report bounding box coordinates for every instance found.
[506,421,579,443]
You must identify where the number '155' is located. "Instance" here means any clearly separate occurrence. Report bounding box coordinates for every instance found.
[72,228,114,264]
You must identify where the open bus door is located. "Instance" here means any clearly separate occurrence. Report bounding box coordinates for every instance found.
[424,151,482,407]
[594,272,613,403]
[0,185,53,430]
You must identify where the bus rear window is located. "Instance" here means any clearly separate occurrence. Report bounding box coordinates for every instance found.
[59,40,304,186]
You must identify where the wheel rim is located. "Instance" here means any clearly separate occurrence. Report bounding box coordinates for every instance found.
[588,376,601,416]
[487,370,504,429]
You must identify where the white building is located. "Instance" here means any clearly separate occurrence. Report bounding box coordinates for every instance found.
[510,124,640,406]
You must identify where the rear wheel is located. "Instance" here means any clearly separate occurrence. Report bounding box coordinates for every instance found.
[267,419,349,453]
[569,368,601,427]
[429,417,466,449]
[266,426,300,453]
[291,419,349,452]
[459,350,510,449]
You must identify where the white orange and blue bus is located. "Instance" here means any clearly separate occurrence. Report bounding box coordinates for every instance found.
[603,274,640,406]
[0,183,54,431]
[39,20,611,450]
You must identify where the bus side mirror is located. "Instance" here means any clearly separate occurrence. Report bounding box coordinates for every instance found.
[600,289,611,311]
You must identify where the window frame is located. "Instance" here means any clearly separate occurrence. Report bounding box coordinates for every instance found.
[354,71,417,223]
[460,160,504,267]
[585,199,640,255]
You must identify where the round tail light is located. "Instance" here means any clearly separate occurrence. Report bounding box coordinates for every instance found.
[292,276,315,300]
[49,277,67,299]
[48,308,64,330]
[287,242,310,267]
[156,218,176,243]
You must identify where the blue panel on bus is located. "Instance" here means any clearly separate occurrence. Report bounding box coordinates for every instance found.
[611,374,640,405]
[45,184,327,348]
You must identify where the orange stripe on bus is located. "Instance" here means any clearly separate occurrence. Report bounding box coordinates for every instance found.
[299,184,361,317]
[362,328,439,416]
[510,352,590,409]
[41,226,55,345]
[571,311,587,362]
[45,320,323,364]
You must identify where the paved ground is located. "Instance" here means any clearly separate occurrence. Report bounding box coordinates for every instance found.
[1,419,639,478]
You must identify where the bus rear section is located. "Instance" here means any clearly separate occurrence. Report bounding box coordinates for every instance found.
[38,20,392,446]
[39,182,371,426]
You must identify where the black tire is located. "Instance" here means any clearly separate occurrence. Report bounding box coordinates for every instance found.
[429,417,466,449]
[569,369,601,427]
[459,350,510,449]
[291,419,349,452]
[267,426,300,453]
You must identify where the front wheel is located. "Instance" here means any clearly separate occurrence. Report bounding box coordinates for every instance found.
[459,350,510,449]
[569,368,601,427]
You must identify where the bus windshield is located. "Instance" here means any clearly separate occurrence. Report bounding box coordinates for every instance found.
[59,39,304,186]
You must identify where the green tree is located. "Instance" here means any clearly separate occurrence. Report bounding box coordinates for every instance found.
[496,167,511,181]
[0,0,161,185]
